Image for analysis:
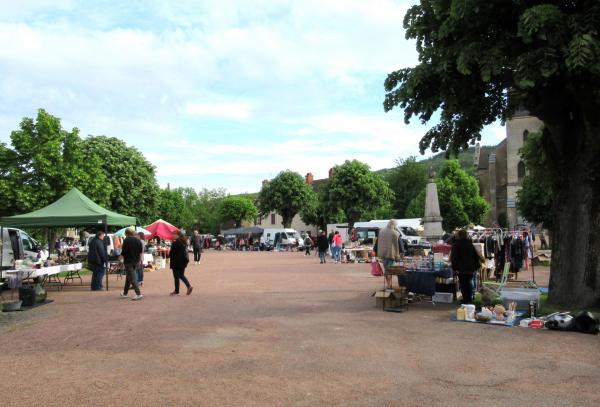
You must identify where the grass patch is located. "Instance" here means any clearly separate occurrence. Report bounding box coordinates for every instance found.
[56,268,91,278]
[538,293,600,317]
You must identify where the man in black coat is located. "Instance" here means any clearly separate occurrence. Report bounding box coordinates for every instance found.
[450,229,484,304]
[317,231,330,264]
[120,228,143,300]
[88,231,108,291]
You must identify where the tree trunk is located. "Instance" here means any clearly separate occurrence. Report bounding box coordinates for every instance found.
[282,214,293,229]
[546,121,600,308]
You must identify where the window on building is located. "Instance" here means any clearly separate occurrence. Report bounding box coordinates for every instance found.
[271,214,276,225]
[517,161,526,182]
[523,130,529,143]
[257,217,262,225]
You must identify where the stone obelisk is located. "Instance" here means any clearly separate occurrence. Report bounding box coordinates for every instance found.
[423,167,444,242]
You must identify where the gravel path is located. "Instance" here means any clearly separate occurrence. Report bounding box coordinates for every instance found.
[1,251,598,406]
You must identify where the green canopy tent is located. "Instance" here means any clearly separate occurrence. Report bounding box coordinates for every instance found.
[0,188,137,291]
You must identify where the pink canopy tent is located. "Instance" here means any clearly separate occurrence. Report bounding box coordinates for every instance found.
[144,219,180,240]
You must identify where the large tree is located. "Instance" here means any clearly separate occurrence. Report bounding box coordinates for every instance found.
[321,160,393,227]
[257,170,315,228]
[218,196,258,228]
[385,156,428,218]
[384,1,600,307]
[0,109,108,216]
[516,130,554,229]
[83,136,160,225]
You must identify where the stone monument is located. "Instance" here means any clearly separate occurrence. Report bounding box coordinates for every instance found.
[423,167,444,241]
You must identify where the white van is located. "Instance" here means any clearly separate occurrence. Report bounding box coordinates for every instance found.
[261,228,303,250]
[353,219,431,248]
[85,234,116,257]
[1,227,49,269]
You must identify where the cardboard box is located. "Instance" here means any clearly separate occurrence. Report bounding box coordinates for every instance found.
[373,289,408,309]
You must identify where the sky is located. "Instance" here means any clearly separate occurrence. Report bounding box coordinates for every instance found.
[0,0,506,194]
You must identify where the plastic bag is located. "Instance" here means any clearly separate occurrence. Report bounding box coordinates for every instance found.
[370,260,384,277]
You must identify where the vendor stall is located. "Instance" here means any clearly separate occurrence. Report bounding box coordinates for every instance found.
[0,188,136,291]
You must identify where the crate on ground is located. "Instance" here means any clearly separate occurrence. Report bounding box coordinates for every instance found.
[432,292,453,303]
[500,288,540,311]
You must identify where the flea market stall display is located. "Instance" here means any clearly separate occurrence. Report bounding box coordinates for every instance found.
[372,250,457,312]
[221,227,264,251]
[144,219,180,268]
[0,188,137,302]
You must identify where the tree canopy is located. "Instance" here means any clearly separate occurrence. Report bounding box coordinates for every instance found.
[385,156,428,218]
[83,136,160,225]
[257,170,316,228]
[0,109,108,216]
[384,1,600,307]
[321,160,393,227]
[218,196,258,228]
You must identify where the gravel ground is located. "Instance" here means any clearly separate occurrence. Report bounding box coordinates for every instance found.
[1,251,598,406]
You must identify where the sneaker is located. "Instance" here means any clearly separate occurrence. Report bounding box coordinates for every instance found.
[119,293,128,299]
[187,286,194,296]
[170,292,180,296]
[132,294,143,301]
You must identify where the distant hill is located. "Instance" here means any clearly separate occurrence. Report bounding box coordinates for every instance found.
[377,145,497,178]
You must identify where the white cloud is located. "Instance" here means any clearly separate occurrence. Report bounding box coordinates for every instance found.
[185,101,254,120]
[0,0,440,194]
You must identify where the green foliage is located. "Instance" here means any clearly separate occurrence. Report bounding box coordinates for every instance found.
[384,1,600,155]
[83,136,160,224]
[257,170,316,228]
[406,160,489,231]
[300,190,344,230]
[156,188,187,228]
[0,109,108,216]
[218,196,258,228]
[517,130,553,229]
[320,160,394,227]
[385,156,428,218]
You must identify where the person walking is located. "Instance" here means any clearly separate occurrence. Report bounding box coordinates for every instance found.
[191,230,203,264]
[169,231,193,296]
[120,228,143,300]
[88,231,108,291]
[377,220,402,288]
[450,229,484,304]
[304,235,312,256]
[317,231,329,264]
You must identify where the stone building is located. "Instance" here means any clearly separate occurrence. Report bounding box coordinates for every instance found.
[475,111,543,228]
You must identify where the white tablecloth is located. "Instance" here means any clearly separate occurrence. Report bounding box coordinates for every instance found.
[2,263,82,279]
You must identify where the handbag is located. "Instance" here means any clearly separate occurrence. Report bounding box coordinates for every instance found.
[370,260,384,277]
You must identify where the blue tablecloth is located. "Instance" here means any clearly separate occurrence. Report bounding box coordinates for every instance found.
[398,267,453,296]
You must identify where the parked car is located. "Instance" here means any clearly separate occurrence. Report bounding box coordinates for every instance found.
[1,227,48,269]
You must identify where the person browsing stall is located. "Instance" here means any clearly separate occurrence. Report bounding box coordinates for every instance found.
[377,220,402,288]
[450,229,484,304]
[88,231,108,291]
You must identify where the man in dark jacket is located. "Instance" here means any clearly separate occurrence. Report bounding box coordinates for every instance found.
[88,231,108,291]
[450,229,484,304]
[317,231,329,264]
[120,228,143,300]
[190,230,203,265]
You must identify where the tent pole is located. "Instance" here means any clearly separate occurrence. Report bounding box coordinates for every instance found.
[1,226,4,275]
[105,223,109,292]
